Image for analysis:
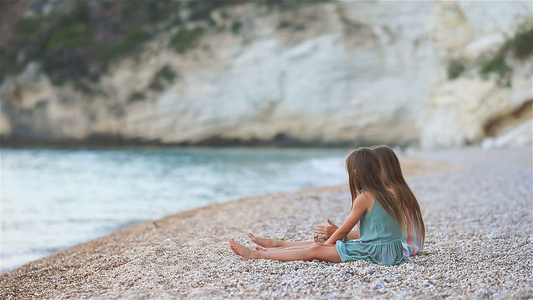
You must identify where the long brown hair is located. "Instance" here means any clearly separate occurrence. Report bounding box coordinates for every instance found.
[372,145,426,243]
[345,147,406,227]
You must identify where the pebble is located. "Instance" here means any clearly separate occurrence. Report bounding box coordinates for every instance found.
[0,147,532,299]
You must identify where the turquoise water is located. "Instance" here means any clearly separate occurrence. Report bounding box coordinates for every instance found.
[0,147,350,272]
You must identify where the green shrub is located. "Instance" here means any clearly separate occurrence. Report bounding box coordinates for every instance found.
[57,0,90,27]
[100,0,113,10]
[508,26,533,59]
[40,21,94,84]
[216,25,226,33]
[129,91,146,102]
[187,1,223,21]
[11,17,47,70]
[169,26,205,53]
[254,0,318,11]
[119,0,182,27]
[0,51,19,82]
[277,20,291,29]
[14,18,43,39]
[5,0,184,86]
[146,0,181,23]
[149,81,163,91]
[156,65,176,82]
[294,23,305,31]
[122,27,151,48]
[72,0,90,23]
[121,0,137,21]
[231,20,242,35]
[96,27,151,65]
[447,59,465,80]
[480,55,512,86]
[72,79,93,93]
[146,0,161,22]
[3,0,240,86]
[45,25,92,55]
[148,66,176,91]
[280,0,313,11]
[220,10,230,20]
[477,24,533,87]
[35,100,48,110]
[8,0,95,85]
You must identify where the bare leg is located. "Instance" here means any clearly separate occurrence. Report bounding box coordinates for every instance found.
[248,233,315,248]
[256,243,322,252]
[230,239,342,262]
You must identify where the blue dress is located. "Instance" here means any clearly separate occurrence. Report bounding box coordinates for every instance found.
[335,199,409,265]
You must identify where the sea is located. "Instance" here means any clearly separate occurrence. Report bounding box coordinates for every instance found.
[0,146,350,273]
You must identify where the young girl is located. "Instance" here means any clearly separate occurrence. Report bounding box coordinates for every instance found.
[372,145,425,256]
[229,147,409,265]
[314,146,425,257]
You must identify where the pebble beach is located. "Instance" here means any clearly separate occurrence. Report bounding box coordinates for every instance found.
[1,147,532,299]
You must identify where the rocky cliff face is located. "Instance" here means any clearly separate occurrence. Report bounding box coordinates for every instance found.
[1,1,531,148]
[420,1,532,149]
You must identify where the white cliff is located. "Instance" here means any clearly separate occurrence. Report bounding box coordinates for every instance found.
[1,1,531,148]
[116,1,437,145]
[420,0,532,149]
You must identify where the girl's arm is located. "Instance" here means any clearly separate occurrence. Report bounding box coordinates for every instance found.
[347,230,360,239]
[324,192,372,244]
[315,219,360,240]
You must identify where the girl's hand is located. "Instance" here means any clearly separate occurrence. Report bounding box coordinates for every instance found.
[314,219,339,238]
[313,235,326,243]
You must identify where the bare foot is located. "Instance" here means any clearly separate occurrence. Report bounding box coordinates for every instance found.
[248,233,278,248]
[229,239,239,255]
[229,239,257,260]
[255,245,266,251]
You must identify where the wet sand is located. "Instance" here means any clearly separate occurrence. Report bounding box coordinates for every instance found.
[1,147,531,299]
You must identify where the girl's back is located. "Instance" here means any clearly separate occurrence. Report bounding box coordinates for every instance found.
[359,198,403,243]
[372,145,426,257]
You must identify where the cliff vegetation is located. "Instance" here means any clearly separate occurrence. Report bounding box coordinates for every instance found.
[0,0,321,87]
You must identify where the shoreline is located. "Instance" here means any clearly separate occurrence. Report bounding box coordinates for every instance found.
[1,147,531,298]
[0,135,415,149]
